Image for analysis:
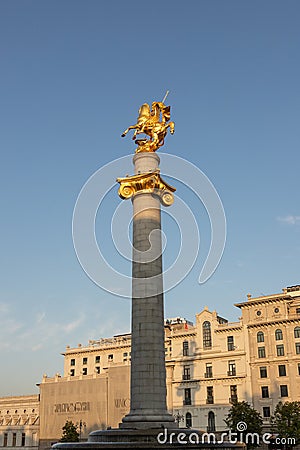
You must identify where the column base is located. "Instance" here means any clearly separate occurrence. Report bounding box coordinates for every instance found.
[120,409,175,429]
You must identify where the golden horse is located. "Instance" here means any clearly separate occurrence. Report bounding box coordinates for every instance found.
[121,102,175,152]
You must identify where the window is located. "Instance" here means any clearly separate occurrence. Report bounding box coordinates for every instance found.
[263,407,271,418]
[276,344,284,356]
[227,336,235,351]
[12,433,16,447]
[183,366,191,380]
[205,363,213,378]
[280,385,288,397]
[83,357,88,365]
[228,361,236,376]
[123,352,128,362]
[230,385,238,403]
[278,365,286,377]
[70,369,75,377]
[258,346,266,358]
[275,329,283,341]
[3,433,7,447]
[203,321,212,348]
[206,386,214,404]
[261,386,269,398]
[95,366,100,374]
[70,359,75,366]
[183,341,189,356]
[256,310,262,316]
[298,363,300,375]
[260,366,267,378]
[82,367,87,375]
[21,433,26,447]
[184,388,191,405]
[294,327,300,338]
[208,411,216,432]
[108,354,113,361]
[296,308,300,314]
[95,355,100,363]
[274,307,280,313]
[186,412,192,428]
[257,331,264,343]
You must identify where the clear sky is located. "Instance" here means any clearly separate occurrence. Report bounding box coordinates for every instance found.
[0,1,299,396]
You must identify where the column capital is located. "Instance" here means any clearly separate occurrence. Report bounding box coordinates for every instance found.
[116,171,176,207]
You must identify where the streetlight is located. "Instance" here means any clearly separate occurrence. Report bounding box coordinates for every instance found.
[76,420,86,440]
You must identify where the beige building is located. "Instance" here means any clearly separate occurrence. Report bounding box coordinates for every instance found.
[0,395,39,450]
[1,285,300,449]
[235,285,300,424]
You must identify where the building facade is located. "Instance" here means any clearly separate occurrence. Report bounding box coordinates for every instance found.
[235,285,300,423]
[1,285,300,449]
[0,395,39,450]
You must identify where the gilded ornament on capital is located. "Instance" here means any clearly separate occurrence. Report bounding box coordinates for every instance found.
[116,171,176,206]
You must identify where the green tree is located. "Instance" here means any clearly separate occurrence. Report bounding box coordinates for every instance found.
[271,401,300,449]
[224,401,263,449]
[60,420,79,442]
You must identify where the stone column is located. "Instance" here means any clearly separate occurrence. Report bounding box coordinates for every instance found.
[121,152,175,429]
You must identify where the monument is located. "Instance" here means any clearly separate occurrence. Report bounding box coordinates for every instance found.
[53,98,242,449]
[117,99,176,430]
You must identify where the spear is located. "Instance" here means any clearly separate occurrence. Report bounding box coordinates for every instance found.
[162,90,170,104]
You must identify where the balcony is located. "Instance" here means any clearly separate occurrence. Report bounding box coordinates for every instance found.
[183,399,191,406]
[204,372,213,378]
[227,370,236,376]
[182,374,191,381]
[229,396,238,404]
[206,396,214,404]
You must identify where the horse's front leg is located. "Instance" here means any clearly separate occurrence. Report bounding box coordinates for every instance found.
[121,124,137,137]
[133,124,145,140]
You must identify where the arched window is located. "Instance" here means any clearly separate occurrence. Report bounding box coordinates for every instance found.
[208,411,216,432]
[294,327,300,339]
[186,412,192,428]
[257,331,264,343]
[275,329,283,341]
[203,321,212,348]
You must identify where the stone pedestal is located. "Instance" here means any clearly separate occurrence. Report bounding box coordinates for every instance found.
[54,428,244,449]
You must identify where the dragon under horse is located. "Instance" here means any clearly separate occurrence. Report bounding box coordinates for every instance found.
[121,100,175,153]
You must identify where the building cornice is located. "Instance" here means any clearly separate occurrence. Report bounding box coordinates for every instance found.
[247,317,300,329]
[215,326,243,333]
[235,295,292,308]
[174,375,246,386]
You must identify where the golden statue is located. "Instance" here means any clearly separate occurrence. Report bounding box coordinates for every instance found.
[121,97,175,153]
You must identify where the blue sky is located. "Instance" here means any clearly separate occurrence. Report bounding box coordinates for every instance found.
[0,1,299,396]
